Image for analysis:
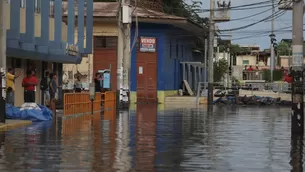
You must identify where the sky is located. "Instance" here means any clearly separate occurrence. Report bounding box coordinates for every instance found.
[190,0,304,49]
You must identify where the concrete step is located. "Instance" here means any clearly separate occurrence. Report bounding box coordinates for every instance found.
[165,96,198,105]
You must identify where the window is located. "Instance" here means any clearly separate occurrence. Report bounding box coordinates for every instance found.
[35,0,41,13]
[50,0,54,17]
[20,0,26,8]
[242,60,249,65]
[11,58,22,68]
[233,56,236,65]
[94,36,117,49]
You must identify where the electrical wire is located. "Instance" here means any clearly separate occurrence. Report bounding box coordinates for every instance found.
[219,10,287,32]
[228,6,275,22]
[219,1,291,32]
[192,0,277,13]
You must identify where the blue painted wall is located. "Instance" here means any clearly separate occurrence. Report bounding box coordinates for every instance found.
[6,0,93,64]
[130,23,197,91]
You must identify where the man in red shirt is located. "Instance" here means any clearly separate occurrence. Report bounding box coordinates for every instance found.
[284,74,293,83]
[22,70,38,103]
[247,65,254,71]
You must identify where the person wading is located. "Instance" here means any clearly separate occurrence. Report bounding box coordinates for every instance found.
[6,68,22,105]
[40,71,50,106]
[22,70,38,103]
[49,73,59,114]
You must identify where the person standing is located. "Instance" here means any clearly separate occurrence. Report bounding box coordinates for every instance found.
[74,76,82,92]
[49,73,58,114]
[22,70,38,103]
[6,68,22,105]
[40,71,50,106]
[94,73,102,93]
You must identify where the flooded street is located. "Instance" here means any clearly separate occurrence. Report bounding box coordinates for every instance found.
[0,105,301,171]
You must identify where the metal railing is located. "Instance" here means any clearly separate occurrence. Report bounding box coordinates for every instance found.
[243,71,264,80]
[196,81,292,105]
[63,92,102,116]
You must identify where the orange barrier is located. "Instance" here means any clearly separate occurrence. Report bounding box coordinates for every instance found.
[101,91,116,112]
[63,92,102,116]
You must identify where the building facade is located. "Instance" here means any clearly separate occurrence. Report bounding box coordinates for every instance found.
[64,2,206,104]
[5,0,93,106]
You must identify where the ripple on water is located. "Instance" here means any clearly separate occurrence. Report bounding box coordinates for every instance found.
[0,106,301,171]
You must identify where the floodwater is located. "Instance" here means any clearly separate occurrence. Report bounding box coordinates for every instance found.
[0,105,302,171]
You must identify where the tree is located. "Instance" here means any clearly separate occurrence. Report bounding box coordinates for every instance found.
[214,58,229,82]
[277,41,291,56]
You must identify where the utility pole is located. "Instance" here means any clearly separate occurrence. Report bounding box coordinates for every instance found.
[0,0,6,123]
[270,0,275,82]
[204,39,208,90]
[122,0,131,107]
[291,0,304,135]
[117,0,124,104]
[227,47,231,88]
[208,0,215,106]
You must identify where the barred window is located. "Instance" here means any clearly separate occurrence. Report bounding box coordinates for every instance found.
[21,0,26,8]
[94,36,117,49]
[35,0,41,13]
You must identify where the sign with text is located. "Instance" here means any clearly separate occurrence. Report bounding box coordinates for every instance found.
[65,43,79,56]
[140,37,156,52]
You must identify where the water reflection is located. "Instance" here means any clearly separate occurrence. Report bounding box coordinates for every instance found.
[0,106,303,171]
[135,104,157,171]
[290,135,303,172]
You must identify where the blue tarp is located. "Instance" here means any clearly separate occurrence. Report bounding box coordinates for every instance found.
[6,104,53,122]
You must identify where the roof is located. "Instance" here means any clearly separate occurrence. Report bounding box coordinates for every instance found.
[62,2,206,36]
[63,2,185,20]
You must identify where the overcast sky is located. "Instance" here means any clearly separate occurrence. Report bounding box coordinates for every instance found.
[190,0,304,49]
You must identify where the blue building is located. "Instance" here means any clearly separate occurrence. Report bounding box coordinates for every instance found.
[89,2,206,104]
[5,0,93,106]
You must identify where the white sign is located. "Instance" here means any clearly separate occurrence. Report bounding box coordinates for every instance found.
[139,66,143,74]
[65,43,79,56]
[292,45,303,66]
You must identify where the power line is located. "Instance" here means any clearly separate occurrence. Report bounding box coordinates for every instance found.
[219,1,291,32]
[219,9,287,32]
[228,6,274,21]
[194,0,276,13]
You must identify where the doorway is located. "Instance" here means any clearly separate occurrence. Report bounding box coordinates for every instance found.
[136,51,157,102]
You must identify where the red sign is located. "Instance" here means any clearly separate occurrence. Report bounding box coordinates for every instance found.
[140,37,156,52]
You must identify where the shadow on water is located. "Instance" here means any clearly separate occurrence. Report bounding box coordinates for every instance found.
[0,105,304,171]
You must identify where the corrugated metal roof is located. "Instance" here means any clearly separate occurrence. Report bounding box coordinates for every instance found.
[62,2,186,20]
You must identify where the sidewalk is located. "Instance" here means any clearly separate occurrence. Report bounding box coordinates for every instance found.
[0,120,32,131]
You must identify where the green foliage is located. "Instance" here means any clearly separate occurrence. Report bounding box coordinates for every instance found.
[262,69,283,82]
[277,42,291,56]
[219,44,250,55]
[214,58,229,82]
